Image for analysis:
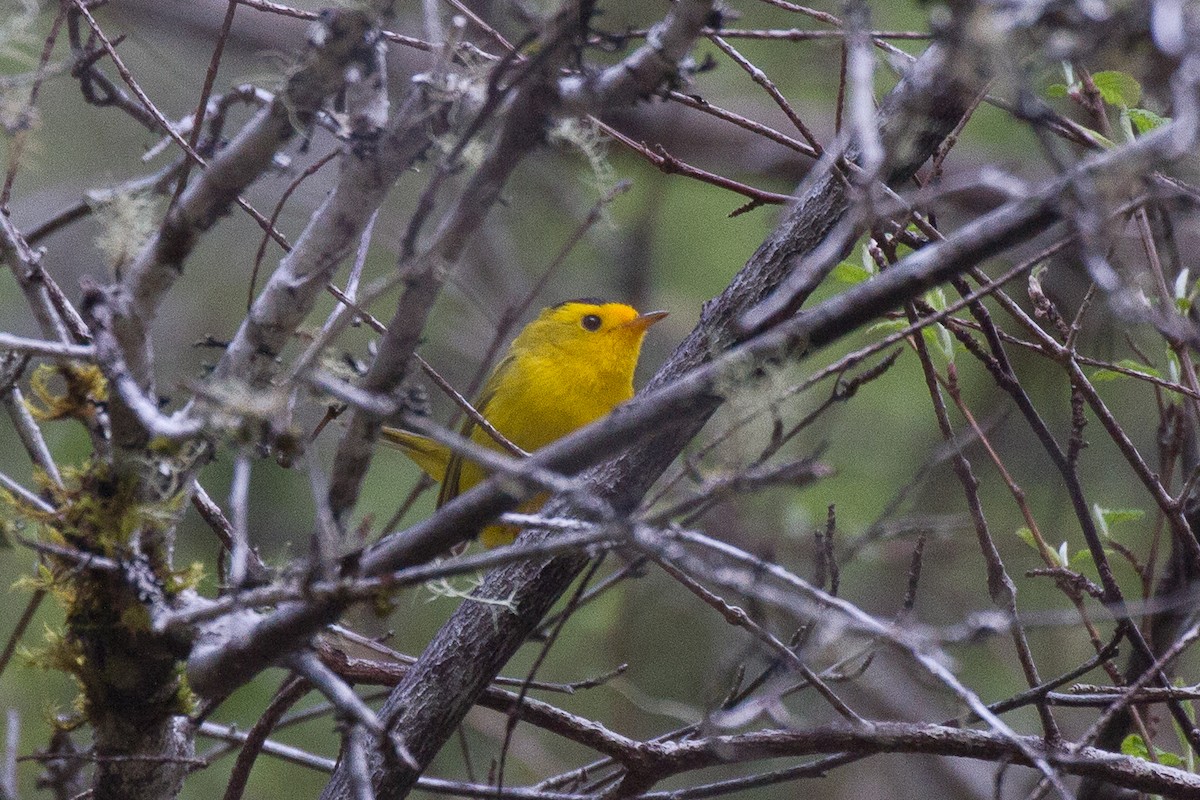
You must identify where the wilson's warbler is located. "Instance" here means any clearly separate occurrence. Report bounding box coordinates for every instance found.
[382,300,668,547]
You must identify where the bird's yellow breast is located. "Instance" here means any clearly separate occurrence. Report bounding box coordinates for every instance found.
[482,350,634,451]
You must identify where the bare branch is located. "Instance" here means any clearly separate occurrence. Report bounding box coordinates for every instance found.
[625,722,1200,798]
[213,63,443,389]
[0,332,94,361]
[103,6,394,446]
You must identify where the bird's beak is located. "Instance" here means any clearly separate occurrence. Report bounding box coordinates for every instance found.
[623,310,669,332]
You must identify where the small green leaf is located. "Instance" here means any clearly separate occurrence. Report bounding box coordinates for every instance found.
[1015,527,1038,550]
[866,319,909,336]
[925,286,948,312]
[1092,71,1142,107]
[1115,359,1161,376]
[919,324,955,365]
[1093,504,1144,538]
[1121,734,1149,759]
[1121,733,1184,767]
[1118,107,1137,144]
[1103,508,1145,527]
[1090,368,1125,383]
[1090,359,1162,383]
[1045,83,1070,98]
[936,324,955,364]
[833,261,873,285]
[1128,107,1170,133]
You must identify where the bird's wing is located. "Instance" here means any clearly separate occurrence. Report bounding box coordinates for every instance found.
[437,354,513,507]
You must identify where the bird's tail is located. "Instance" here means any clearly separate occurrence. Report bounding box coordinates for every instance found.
[379,427,450,483]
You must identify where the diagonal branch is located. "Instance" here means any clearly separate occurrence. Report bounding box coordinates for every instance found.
[624,722,1200,797]
[101,6,391,447]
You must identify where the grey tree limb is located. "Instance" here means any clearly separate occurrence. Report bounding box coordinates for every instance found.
[105,7,390,448]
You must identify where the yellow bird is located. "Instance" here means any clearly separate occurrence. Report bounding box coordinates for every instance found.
[381,300,668,547]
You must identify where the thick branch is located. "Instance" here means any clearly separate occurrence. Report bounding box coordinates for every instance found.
[621,722,1200,798]
[557,0,715,111]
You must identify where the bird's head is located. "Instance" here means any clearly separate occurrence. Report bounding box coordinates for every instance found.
[514,300,668,379]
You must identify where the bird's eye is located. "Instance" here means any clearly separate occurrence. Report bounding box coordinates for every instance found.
[581,314,602,331]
